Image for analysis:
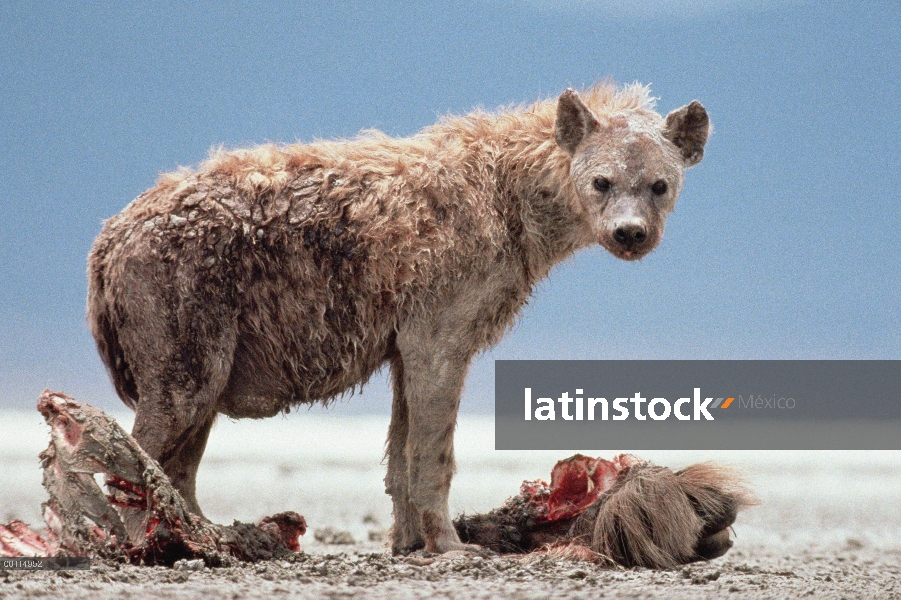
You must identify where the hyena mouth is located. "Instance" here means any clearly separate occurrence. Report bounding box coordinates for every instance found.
[617,248,645,261]
[603,240,652,261]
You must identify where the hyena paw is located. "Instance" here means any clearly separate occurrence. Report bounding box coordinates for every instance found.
[426,538,494,556]
[389,526,425,555]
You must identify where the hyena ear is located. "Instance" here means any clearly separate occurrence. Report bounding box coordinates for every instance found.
[555,89,600,156]
[663,101,710,167]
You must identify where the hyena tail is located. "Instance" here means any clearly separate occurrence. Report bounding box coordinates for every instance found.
[87,251,139,410]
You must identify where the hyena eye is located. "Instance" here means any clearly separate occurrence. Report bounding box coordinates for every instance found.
[651,180,668,195]
[593,177,611,192]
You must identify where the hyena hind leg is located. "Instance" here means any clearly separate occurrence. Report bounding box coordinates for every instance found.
[154,415,218,516]
[126,329,236,518]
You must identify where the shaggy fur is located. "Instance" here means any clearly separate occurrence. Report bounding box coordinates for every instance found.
[455,461,755,569]
[575,463,754,568]
[87,83,709,554]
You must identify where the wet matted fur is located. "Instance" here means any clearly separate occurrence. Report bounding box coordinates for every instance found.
[87,83,710,554]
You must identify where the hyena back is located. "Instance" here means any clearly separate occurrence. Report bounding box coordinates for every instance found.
[87,83,709,553]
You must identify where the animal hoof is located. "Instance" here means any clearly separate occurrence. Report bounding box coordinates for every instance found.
[694,528,733,561]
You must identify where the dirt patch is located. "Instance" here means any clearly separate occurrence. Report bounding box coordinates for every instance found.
[1,541,898,599]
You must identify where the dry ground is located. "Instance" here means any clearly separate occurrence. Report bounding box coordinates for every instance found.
[2,412,899,599]
[2,540,899,599]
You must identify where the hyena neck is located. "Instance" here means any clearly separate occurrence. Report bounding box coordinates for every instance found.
[463,111,594,284]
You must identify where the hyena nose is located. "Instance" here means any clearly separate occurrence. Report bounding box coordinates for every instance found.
[613,224,648,247]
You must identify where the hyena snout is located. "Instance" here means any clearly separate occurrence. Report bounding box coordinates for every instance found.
[613,222,648,247]
[606,218,657,260]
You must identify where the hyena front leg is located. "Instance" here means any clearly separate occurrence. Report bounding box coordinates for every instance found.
[385,355,424,554]
[395,337,478,554]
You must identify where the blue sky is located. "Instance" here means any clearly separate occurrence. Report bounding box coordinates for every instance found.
[1,1,898,413]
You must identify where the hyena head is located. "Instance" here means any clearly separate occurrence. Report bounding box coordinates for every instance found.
[555,89,710,261]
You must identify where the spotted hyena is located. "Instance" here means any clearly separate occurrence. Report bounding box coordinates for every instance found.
[87,84,709,553]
